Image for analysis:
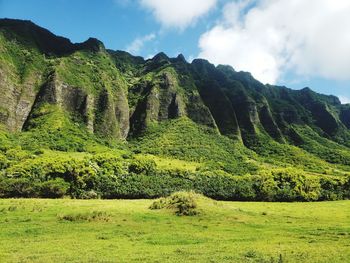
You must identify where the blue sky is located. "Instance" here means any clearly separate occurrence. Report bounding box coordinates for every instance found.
[1,0,349,102]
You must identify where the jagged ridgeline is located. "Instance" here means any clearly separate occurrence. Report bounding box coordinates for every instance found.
[0,18,350,201]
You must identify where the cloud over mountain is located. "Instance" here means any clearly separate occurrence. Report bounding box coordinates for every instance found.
[126,33,156,54]
[140,0,217,29]
[198,0,350,84]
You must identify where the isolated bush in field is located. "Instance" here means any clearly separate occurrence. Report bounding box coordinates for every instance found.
[150,191,199,216]
[149,197,168,210]
[169,191,198,216]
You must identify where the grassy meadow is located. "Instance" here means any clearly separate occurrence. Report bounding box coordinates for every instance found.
[0,198,349,263]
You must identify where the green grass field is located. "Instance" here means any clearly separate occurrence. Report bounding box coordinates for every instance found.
[0,198,349,263]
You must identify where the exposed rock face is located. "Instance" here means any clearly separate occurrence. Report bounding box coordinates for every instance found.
[94,88,120,138]
[34,75,87,113]
[21,73,130,139]
[158,72,186,120]
[185,91,218,130]
[114,88,130,139]
[197,81,240,138]
[129,71,186,136]
[0,63,39,132]
[258,101,284,142]
[84,95,95,133]
[93,87,130,139]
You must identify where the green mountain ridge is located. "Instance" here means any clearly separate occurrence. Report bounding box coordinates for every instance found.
[0,18,349,201]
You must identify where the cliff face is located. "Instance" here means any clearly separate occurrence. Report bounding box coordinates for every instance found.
[0,19,130,139]
[1,18,350,153]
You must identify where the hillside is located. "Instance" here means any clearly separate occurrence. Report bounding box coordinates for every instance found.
[0,18,349,201]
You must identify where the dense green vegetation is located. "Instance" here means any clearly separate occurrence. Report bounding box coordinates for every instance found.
[0,198,349,262]
[1,122,349,201]
[1,19,350,201]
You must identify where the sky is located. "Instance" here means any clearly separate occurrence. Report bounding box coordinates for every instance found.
[1,0,350,102]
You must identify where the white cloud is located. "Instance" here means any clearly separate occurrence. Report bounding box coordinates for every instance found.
[126,33,156,54]
[338,95,350,104]
[140,0,217,29]
[198,0,350,84]
[145,53,156,59]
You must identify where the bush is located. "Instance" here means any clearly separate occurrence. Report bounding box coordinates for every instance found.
[252,172,278,201]
[272,169,321,201]
[39,178,69,198]
[0,154,8,169]
[58,211,111,222]
[79,190,99,199]
[168,191,198,215]
[0,176,69,198]
[319,176,350,200]
[128,158,156,175]
[192,171,256,200]
[150,191,199,216]
[149,197,168,210]
[0,177,38,198]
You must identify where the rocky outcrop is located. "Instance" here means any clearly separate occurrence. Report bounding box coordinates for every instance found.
[129,71,186,136]
[0,64,39,132]
[185,91,218,129]
[258,101,284,142]
[22,73,130,139]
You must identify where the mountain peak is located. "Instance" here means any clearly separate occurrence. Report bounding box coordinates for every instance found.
[0,18,106,55]
[75,37,105,52]
[152,52,169,62]
[0,18,74,55]
[176,54,186,62]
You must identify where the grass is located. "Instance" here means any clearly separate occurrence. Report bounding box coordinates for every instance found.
[0,198,349,262]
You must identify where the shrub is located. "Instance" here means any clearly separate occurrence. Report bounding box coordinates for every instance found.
[128,158,156,175]
[168,191,198,216]
[58,211,111,222]
[0,154,8,169]
[320,175,350,200]
[79,190,99,199]
[149,197,168,210]
[193,171,256,201]
[150,191,199,216]
[272,168,321,201]
[39,178,69,198]
[0,177,38,198]
[252,172,278,201]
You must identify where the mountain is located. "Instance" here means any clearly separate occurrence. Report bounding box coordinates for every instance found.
[0,18,349,201]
